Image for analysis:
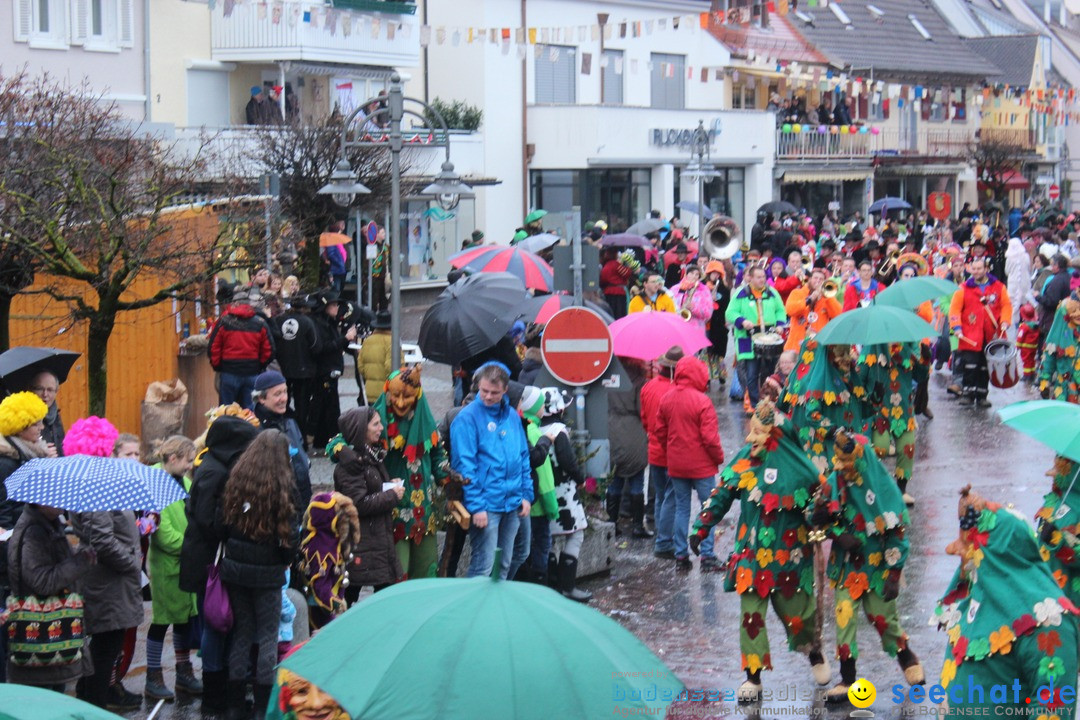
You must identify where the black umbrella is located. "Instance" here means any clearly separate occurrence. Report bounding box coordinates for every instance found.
[418,273,528,365]
[0,347,81,394]
[757,200,799,216]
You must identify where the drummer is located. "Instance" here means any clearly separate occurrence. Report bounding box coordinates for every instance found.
[784,267,842,352]
[948,257,1011,407]
[725,265,788,414]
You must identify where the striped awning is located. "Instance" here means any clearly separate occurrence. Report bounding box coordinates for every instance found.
[286,62,393,80]
[779,168,873,183]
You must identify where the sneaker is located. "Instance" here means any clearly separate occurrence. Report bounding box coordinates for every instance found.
[653,549,676,560]
[699,556,723,573]
[674,556,692,571]
[107,684,142,711]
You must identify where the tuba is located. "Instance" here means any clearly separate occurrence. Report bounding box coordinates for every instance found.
[700,215,742,260]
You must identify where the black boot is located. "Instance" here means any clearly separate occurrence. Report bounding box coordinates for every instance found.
[200,670,229,716]
[546,552,559,589]
[225,682,247,720]
[558,554,593,603]
[253,684,273,718]
[630,494,654,538]
[605,493,621,533]
[826,659,857,702]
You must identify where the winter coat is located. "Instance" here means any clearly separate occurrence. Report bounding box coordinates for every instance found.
[6,505,93,686]
[359,330,393,404]
[147,466,197,625]
[517,347,544,387]
[178,417,262,593]
[841,278,883,311]
[41,403,65,456]
[535,423,587,535]
[220,525,297,590]
[600,260,631,297]
[312,311,350,376]
[271,310,321,379]
[949,275,1012,352]
[0,434,33,591]
[1005,237,1034,312]
[784,286,842,352]
[208,303,275,376]
[669,281,715,329]
[450,395,533,515]
[725,285,787,361]
[628,290,676,314]
[1040,270,1073,335]
[69,510,143,634]
[653,357,725,479]
[322,244,347,277]
[608,375,648,477]
[333,408,403,586]
[640,375,676,467]
[254,403,312,509]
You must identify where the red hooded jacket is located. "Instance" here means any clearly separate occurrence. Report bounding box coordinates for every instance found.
[640,373,675,466]
[653,357,725,479]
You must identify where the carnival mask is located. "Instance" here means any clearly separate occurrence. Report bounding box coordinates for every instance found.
[828,345,853,374]
[745,400,776,457]
[277,669,351,720]
[944,485,998,581]
[1048,455,1076,480]
[1065,297,1080,327]
[385,367,421,418]
[831,429,860,475]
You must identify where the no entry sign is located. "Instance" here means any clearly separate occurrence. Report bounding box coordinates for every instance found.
[1050,184,1061,200]
[541,307,613,386]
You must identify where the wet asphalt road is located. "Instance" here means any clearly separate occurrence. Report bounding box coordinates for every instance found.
[111,318,1049,719]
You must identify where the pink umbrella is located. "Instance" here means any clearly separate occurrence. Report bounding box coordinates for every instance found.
[609,312,710,361]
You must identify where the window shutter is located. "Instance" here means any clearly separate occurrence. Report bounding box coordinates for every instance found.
[13,0,32,41]
[70,0,88,45]
[119,0,134,47]
[857,93,868,120]
[883,98,890,119]
[921,98,931,121]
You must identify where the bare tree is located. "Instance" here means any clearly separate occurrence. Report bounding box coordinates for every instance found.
[254,117,415,289]
[0,71,255,414]
[969,135,1029,206]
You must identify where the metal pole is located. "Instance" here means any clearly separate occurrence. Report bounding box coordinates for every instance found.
[570,209,588,456]
[354,208,362,311]
[389,80,404,370]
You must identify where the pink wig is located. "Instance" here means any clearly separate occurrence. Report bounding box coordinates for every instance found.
[63,416,120,458]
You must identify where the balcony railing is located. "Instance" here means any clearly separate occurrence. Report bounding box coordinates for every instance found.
[211,1,419,67]
[776,127,974,161]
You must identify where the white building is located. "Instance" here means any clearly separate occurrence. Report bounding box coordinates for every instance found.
[408,0,776,249]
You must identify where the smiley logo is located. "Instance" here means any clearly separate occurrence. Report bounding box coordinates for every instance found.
[848,678,876,708]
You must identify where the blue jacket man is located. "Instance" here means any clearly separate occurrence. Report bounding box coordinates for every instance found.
[450,362,533,579]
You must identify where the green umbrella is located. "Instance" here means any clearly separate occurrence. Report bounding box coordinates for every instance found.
[998,400,1080,463]
[0,685,126,720]
[874,276,958,310]
[814,304,938,346]
[510,229,528,245]
[524,209,548,224]
[271,575,684,719]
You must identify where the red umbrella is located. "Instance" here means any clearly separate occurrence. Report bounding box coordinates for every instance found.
[519,294,614,325]
[449,246,554,291]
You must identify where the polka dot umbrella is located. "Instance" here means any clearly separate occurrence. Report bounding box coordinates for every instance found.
[4,456,188,512]
[449,245,554,292]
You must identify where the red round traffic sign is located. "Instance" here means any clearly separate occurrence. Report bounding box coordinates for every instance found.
[1050,184,1061,200]
[540,307,613,386]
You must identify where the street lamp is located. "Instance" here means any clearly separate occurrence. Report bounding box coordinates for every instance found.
[319,73,474,368]
[681,119,719,240]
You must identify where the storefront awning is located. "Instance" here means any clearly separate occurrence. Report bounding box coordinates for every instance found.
[878,163,969,177]
[976,169,1030,190]
[284,61,394,80]
[779,168,873,183]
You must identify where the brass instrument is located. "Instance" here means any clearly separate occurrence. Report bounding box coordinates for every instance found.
[878,250,901,278]
[822,278,840,299]
[678,283,697,322]
[700,215,742,260]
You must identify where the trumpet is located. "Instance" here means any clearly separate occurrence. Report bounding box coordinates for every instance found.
[823,279,840,299]
[679,308,693,321]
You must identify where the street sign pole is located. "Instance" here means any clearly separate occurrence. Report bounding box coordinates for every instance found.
[570,230,587,454]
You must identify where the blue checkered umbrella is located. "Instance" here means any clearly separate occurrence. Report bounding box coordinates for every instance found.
[3,456,188,512]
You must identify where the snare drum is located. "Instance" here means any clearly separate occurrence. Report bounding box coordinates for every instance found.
[752,331,785,362]
[985,339,1019,389]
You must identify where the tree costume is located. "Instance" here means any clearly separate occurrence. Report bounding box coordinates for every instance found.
[267,666,351,720]
[934,488,1079,719]
[373,367,448,580]
[1039,294,1080,403]
[817,430,923,701]
[1036,456,1080,608]
[690,400,831,701]
[298,492,361,630]
[858,342,924,503]
[779,338,868,474]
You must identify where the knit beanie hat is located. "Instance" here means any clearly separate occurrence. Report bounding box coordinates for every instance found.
[518,386,544,422]
[0,392,48,437]
[254,370,287,393]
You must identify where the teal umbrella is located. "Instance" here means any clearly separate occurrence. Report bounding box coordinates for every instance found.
[0,685,125,720]
[874,276,958,310]
[271,572,684,719]
[814,304,938,345]
[998,400,1080,463]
